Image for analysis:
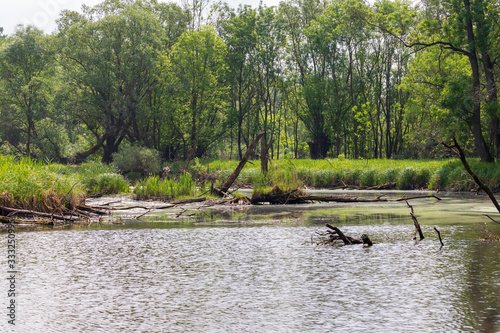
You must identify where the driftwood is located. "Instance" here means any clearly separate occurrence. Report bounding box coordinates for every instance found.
[319,223,374,246]
[0,202,110,225]
[215,131,266,197]
[0,205,77,223]
[332,182,397,190]
[171,197,207,205]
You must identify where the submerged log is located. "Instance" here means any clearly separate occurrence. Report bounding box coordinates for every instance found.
[251,191,441,205]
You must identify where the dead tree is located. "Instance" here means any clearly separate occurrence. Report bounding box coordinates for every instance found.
[323,223,374,246]
[214,131,265,197]
[440,137,500,213]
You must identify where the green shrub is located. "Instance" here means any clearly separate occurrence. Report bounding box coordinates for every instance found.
[72,161,130,195]
[0,155,85,212]
[429,168,450,190]
[112,146,161,176]
[397,167,417,190]
[415,168,431,188]
[380,168,400,184]
[447,168,473,191]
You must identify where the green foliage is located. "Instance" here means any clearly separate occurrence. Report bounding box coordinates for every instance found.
[0,0,499,163]
[47,161,130,195]
[112,146,161,175]
[0,155,85,212]
[134,173,202,201]
[84,173,130,195]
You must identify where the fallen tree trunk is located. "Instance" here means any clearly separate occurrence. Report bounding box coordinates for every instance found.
[214,131,266,197]
[251,192,441,205]
[440,137,500,213]
[0,205,76,222]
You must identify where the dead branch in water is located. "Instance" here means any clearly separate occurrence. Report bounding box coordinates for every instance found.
[434,227,444,247]
[405,200,425,240]
[314,224,374,246]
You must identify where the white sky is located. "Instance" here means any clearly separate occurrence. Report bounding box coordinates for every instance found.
[1,0,281,36]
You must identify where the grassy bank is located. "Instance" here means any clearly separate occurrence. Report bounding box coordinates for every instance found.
[0,156,129,213]
[2,155,497,214]
[167,158,500,192]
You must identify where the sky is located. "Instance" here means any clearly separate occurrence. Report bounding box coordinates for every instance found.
[1,0,281,36]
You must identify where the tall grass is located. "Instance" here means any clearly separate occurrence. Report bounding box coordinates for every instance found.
[134,172,207,201]
[47,161,130,195]
[169,157,500,191]
[0,155,85,212]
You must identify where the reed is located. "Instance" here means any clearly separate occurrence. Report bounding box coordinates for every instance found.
[0,155,85,213]
[134,172,208,200]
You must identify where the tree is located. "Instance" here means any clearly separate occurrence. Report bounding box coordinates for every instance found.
[222,5,259,159]
[376,0,497,162]
[160,26,229,159]
[57,0,167,163]
[0,26,55,157]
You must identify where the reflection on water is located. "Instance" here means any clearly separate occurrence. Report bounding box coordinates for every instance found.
[2,224,499,332]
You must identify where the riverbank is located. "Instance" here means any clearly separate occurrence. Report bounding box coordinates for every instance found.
[167,158,500,192]
[2,156,500,227]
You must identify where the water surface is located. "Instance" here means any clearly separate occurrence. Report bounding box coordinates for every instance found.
[1,193,499,332]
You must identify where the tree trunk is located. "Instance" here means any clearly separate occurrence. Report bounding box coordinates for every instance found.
[261,131,268,173]
[308,131,330,159]
[216,131,265,196]
[464,0,494,163]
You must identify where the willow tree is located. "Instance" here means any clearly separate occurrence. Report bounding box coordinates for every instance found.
[376,0,498,162]
[160,26,229,159]
[57,0,167,163]
[0,26,55,157]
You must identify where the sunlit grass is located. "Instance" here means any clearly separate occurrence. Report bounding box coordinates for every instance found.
[167,158,500,191]
[0,155,85,212]
[134,172,212,201]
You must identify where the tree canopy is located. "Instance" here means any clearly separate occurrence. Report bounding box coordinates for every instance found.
[0,0,499,163]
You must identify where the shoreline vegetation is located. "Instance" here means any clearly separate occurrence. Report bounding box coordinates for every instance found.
[0,156,500,210]
[2,155,500,226]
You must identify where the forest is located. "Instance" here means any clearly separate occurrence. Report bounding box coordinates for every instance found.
[1,0,500,165]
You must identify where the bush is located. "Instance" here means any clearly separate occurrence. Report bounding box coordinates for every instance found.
[75,161,129,195]
[360,169,378,187]
[0,155,85,212]
[429,168,450,190]
[112,146,161,176]
[397,167,417,190]
[380,168,400,184]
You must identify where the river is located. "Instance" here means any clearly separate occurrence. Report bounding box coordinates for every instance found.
[1,191,499,332]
